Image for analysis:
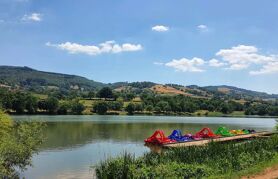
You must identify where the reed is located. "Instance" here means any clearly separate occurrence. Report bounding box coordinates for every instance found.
[95,135,278,178]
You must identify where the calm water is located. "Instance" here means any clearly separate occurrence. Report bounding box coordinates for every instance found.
[12,115,277,179]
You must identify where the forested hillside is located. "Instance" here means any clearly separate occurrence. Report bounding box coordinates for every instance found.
[0,66,105,92]
[1,66,278,100]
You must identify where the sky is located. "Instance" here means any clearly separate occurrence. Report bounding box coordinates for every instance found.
[1,0,278,93]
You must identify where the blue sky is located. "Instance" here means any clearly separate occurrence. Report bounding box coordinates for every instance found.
[1,0,278,93]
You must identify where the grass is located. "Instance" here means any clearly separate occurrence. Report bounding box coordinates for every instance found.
[213,154,278,179]
[95,135,278,178]
[32,93,48,99]
[230,111,245,116]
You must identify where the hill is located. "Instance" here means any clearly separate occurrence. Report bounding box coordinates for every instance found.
[0,66,277,100]
[202,85,278,100]
[0,66,105,92]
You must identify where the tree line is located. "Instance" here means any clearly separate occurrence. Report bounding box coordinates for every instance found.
[1,87,278,116]
[0,89,85,114]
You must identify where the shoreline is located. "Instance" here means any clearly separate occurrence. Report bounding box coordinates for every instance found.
[8,112,278,118]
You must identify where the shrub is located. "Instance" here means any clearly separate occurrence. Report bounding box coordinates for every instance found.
[93,102,108,115]
[0,111,44,178]
[125,103,135,115]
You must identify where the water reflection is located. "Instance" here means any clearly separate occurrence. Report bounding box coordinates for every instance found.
[40,119,275,150]
[11,115,276,179]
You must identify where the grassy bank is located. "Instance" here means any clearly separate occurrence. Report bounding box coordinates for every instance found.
[95,135,278,178]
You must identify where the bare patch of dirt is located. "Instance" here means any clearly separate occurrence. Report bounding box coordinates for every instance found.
[242,165,278,179]
[150,85,191,95]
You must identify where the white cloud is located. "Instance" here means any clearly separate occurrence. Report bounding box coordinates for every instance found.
[21,13,42,22]
[250,61,278,75]
[46,41,142,56]
[216,45,277,70]
[197,24,208,32]
[152,25,169,32]
[160,45,278,75]
[153,62,164,65]
[165,57,205,72]
[209,59,226,67]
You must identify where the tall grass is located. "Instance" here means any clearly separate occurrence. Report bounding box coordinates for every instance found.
[95,135,278,178]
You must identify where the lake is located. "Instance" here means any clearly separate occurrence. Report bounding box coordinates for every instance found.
[12,115,277,179]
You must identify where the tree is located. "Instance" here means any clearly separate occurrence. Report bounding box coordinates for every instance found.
[93,102,108,115]
[25,95,38,114]
[125,103,135,115]
[71,101,85,114]
[228,101,244,111]
[123,92,135,101]
[45,97,59,114]
[57,101,70,114]
[267,106,278,116]
[220,103,233,114]
[97,87,114,99]
[245,106,255,115]
[108,101,123,111]
[0,110,43,178]
[88,91,95,99]
[154,106,161,113]
[145,105,154,112]
[38,100,47,111]
[0,90,13,110]
[257,104,268,116]
[12,92,26,114]
[157,101,171,112]
[134,103,144,112]
[207,104,215,112]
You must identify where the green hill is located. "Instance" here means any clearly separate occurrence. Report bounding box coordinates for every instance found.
[202,85,278,100]
[0,66,105,92]
[0,66,277,100]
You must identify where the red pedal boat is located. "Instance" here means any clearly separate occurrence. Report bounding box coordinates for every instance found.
[144,130,175,145]
[193,127,220,139]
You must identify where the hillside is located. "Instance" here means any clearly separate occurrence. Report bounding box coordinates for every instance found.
[0,66,105,92]
[203,85,278,100]
[150,84,192,96]
[0,66,277,100]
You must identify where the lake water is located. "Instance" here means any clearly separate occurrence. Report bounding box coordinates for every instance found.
[12,115,277,179]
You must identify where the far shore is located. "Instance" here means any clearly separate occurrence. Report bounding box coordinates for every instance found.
[8,111,278,119]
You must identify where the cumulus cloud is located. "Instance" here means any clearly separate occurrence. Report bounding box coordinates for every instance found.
[197,24,208,32]
[152,25,169,32]
[216,45,277,70]
[250,61,278,75]
[46,41,142,56]
[209,59,226,67]
[165,58,205,72]
[160,44,278,75]
[21,13,42,22]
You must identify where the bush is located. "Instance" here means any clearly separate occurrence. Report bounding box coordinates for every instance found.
[45,97,59,114]
[71,101,85,114]
[107,101,123,111]
[93,102,108,115]
[57,101,70,114]
[145,105,154,112]
[0,111,44,178]
[125,103,135,115]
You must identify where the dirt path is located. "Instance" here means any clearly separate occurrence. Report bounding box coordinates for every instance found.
[242,165,278,179]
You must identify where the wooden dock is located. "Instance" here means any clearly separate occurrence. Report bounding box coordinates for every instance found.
[163,131,277,148]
